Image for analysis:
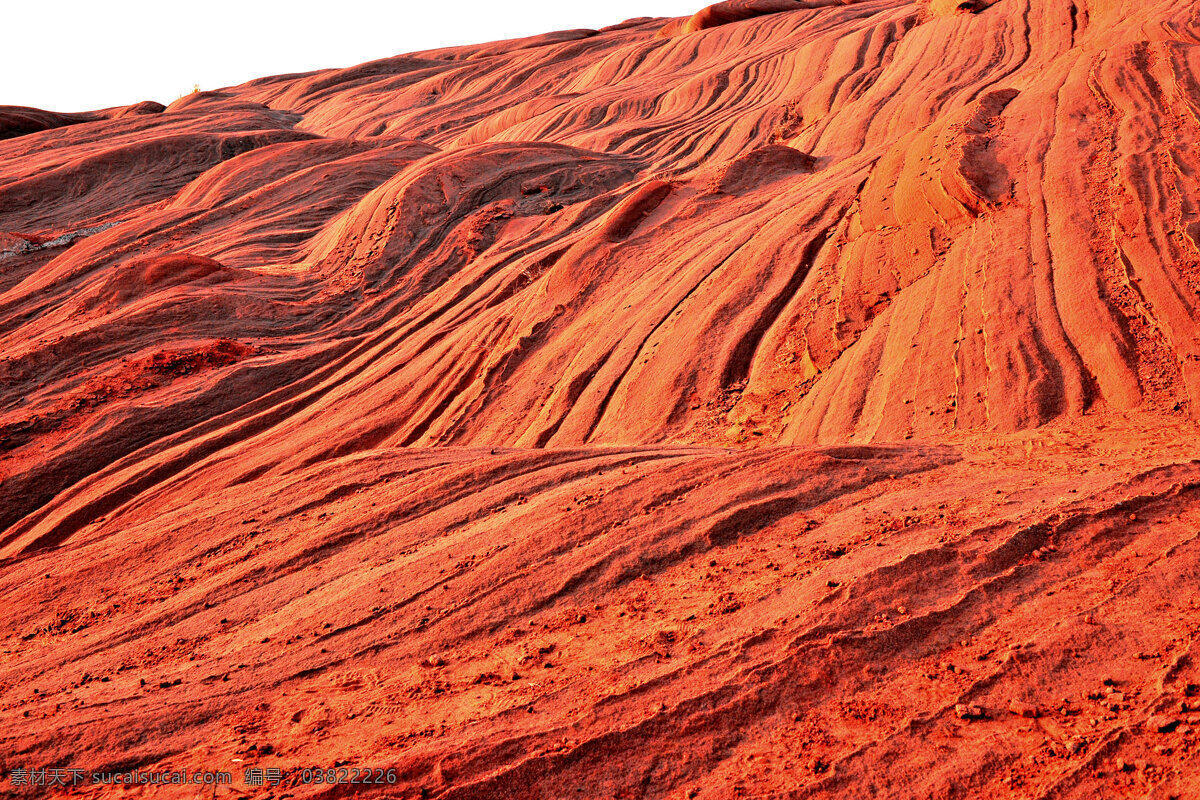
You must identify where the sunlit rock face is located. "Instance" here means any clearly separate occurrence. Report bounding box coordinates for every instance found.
[1,1,1199,797]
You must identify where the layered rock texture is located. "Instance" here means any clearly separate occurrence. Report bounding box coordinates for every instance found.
[2,0,1199,797]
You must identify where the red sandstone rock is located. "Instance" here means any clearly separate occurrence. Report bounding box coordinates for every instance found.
[2,1,1200,798]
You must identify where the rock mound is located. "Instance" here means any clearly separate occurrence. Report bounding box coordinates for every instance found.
[2,1,1200,797]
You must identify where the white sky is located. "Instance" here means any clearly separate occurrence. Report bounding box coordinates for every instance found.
[3,1,704,113]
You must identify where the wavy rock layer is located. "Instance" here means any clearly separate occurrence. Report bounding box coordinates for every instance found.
[1,0,1200,797]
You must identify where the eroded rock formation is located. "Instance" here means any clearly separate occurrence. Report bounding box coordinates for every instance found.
[1,1,1199,797]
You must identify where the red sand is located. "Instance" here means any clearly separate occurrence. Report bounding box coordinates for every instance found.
[2,0,1200,797]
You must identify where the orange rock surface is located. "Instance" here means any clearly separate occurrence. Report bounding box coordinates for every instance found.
[2,0,1199,797]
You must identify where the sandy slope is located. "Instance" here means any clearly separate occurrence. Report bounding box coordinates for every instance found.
[2,0,1200,797]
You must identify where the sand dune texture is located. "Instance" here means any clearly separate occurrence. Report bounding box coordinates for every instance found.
[2,0,1200,797]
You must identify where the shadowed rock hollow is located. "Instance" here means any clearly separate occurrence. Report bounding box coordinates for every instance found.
[1,0,1199,797]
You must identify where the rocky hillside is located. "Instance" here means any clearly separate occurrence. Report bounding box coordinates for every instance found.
[1,1,1199,797]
